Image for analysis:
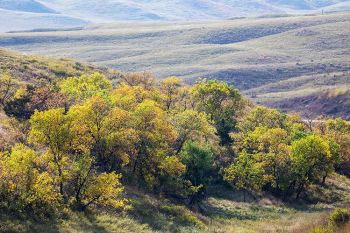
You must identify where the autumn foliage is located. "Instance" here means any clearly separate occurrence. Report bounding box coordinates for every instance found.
[1,72,349,218]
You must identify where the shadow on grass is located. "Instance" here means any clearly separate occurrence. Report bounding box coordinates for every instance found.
[200,202,259,221]
[128,196,171,231]
[0,209,60,233]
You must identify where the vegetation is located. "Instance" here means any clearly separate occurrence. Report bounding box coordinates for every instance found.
[1,13,349,119]
[1,53,350,233]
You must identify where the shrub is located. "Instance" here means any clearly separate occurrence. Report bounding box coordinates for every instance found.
[160,204,204,228]
[329,208,350,226]
[309,226,331,233]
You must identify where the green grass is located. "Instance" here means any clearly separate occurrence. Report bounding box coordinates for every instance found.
[1,174,349,233]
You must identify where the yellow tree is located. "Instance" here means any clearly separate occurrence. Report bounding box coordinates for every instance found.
[0,73,17,106]
[29,108,72,200]
[71,154,127,210]
[68,96,138,169]
[131,99,177,189]
[160,76,183,110]
[111,83,162,111]
[68,96,111,157]
[0,144,59,212]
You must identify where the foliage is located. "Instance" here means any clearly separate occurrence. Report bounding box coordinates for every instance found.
[1,66,349,224]
[59,72,112,102]
[160,76,182,110]
[191,79,243,145]
[224,151,266,200]
[329,208,350,226]
[0,73,18,106]
[0,144,59,215]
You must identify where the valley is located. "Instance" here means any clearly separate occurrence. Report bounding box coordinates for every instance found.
[1,12,349,119]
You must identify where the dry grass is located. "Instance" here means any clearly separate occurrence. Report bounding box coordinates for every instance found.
[0,12,349,118]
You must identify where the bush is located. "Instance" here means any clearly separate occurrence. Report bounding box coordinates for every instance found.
[160,204,204,228]
[329,208,350,226]
[309,227,331,233]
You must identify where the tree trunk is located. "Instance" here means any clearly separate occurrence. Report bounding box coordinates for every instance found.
[322,174,327,185]
[296,183,304,200]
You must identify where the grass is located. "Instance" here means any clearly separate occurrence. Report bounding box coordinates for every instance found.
[0,48,117,86]
[1,173,349,233]
[0,12,349,118]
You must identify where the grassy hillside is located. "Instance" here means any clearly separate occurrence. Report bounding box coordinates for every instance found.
[1,173,349,233]
[1,13,349,118]
[0,48,117,85]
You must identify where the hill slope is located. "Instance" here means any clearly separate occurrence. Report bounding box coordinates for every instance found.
[1,0,349,32]
[1,13,349,118]
[0,9,88,33]
[0,0,55,13]
[37,0,350,22]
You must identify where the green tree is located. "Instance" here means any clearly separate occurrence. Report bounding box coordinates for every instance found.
[191,79,242,145]
[291,135,333,199]
[180,141,214,205]
[59,72,112,102]
[224,151,265,201]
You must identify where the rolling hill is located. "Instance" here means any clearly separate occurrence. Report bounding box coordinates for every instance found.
[1,0,350,32]
[36,0,350,22]
[0,0,55,13]
[1,12,349,118]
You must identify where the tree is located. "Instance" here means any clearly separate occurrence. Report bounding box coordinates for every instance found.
[27,86,68,112]
[0,144,59,214]
[180,141,214,205]
[224,151,265,201]
[171,110,217,154]
[111,83,162,111]
[160,76,182,110]
[59,72,112,102]
[68,96,111,157]
[159,156,187,196]
[131,99,177,189]
[71,153,126,210]
[324,118,350,175]
[119,71,155,90]
[0,73,17,107]
[291,135,333,199]
[191,79,243,145]
[238,106,288,134]
[68,96,138,170]
[29,108,73,200]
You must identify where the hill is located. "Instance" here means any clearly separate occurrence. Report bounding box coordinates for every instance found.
[35,0,350,22]
[0,48,118,85]
[1,13,349,118]
[0,0,350,32]
[0,9,88,33]
[0,0,55,13]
